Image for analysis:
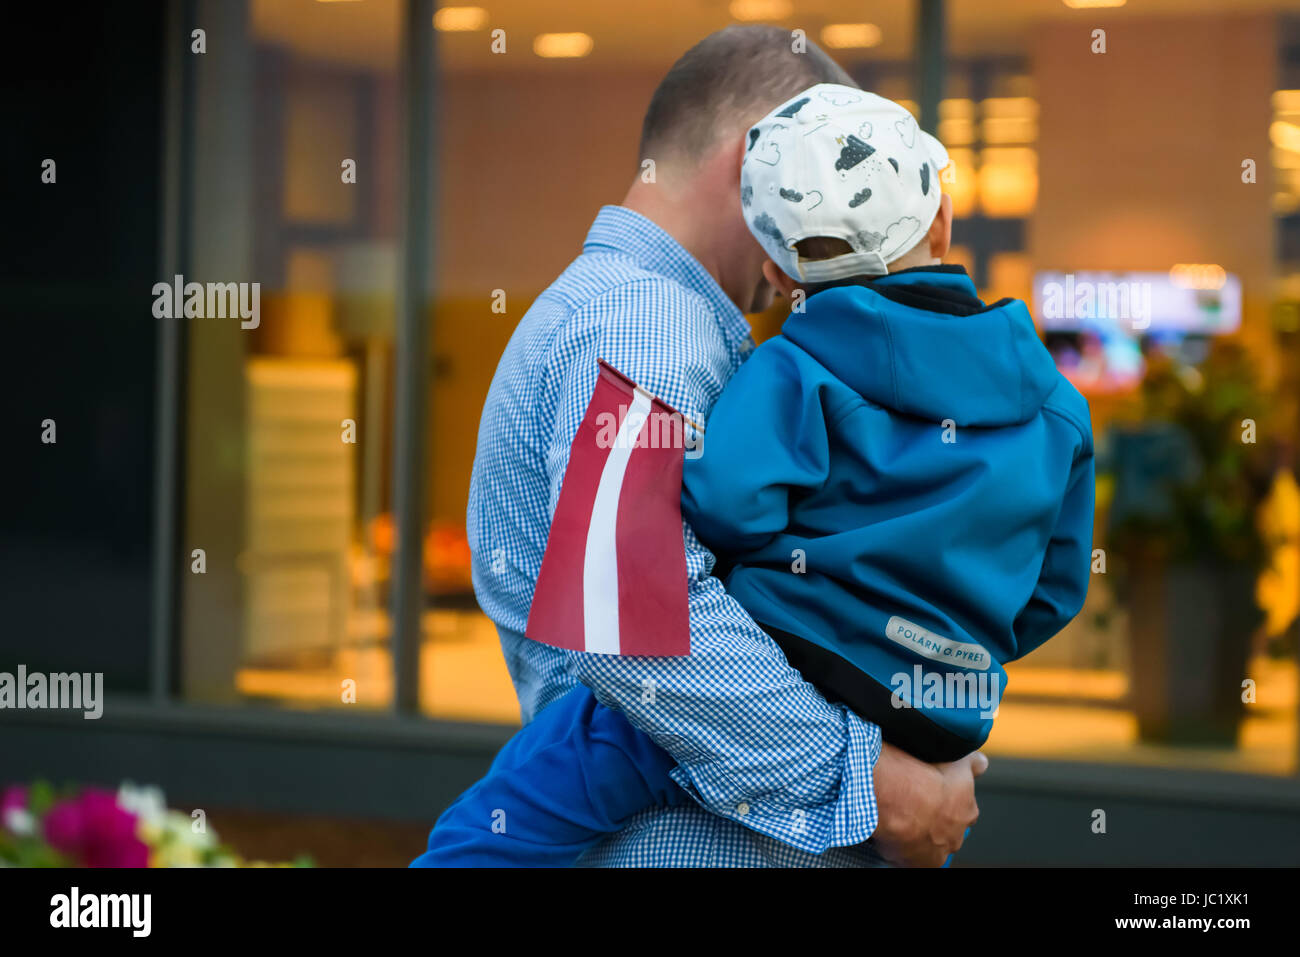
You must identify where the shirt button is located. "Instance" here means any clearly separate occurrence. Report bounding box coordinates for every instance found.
[736,802,750,817]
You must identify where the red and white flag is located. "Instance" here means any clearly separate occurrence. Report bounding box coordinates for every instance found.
[526,360,692,656]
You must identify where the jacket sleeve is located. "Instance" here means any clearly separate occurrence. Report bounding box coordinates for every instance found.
[1013,439,1096,657]
[412,686,689,868]
[681,338,840,557]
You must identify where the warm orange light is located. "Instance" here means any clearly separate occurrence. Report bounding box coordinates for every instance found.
[820,23,882,49]
[1271,120,1300,152]
[729,0,793,22]
[1062,0,1126,8]
[978,147,1037,218]
[943,148,978,218]
[1169,263,1227,290]
[938,98,976,147]
[533,32,593,58]
[981,97,1038,119]
[434,6,488,31]
[1273,89,1300,113]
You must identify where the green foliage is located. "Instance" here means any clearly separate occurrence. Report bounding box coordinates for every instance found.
[0,829,69,867]
[1112,341,1273,570]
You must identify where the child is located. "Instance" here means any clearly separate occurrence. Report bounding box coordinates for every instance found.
[413,85,1093,867]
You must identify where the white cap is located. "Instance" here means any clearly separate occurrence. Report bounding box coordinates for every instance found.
[741,83,950,282]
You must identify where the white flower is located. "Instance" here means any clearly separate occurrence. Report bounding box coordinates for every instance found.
[2,807,36,837]
[116,782,168,830]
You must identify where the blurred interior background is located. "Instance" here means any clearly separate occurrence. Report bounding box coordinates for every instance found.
[3,0,1300,865]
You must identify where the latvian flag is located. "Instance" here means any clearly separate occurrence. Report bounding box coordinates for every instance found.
[526,360,693,656]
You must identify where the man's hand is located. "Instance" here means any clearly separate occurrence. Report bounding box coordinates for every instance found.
[870,743,988,867]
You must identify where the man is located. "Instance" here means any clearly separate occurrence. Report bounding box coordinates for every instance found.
[466,25,984,867]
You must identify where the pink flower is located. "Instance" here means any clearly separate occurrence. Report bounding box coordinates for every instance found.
[1,786,29,833]
[0,786,26,819]
[43,789,149,868]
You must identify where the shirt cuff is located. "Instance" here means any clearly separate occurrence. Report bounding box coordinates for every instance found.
[666,709,884,855]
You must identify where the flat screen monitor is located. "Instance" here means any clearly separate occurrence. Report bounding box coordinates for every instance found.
[1030,270,1241,393]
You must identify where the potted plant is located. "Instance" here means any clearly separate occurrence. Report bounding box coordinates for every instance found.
[1108,342,1272,746]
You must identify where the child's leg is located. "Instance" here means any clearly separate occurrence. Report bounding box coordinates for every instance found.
[411,685,689,867]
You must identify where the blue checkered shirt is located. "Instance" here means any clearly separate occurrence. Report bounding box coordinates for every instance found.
[467,205,886,867]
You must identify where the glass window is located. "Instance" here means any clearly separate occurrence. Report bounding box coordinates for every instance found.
[179,0,403,711]
[950,0,1299,775]
[166,1,1300,778]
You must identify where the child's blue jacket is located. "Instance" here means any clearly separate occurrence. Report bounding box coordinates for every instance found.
[681,265,1094,757]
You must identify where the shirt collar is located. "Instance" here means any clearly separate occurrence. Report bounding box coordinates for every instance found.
[583,205,752,352]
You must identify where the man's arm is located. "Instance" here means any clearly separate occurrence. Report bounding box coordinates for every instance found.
[540,282,976,857]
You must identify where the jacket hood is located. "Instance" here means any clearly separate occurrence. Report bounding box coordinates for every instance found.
[780,269,1061,427]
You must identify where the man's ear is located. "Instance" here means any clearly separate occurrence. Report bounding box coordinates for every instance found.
[762,259,798,300]
[695,132,746,197]
[928,192,953,260]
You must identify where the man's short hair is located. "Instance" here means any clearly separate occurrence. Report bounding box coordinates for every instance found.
[638,25,858,165]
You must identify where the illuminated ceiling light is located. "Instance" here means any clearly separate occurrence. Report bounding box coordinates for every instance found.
[729,0,793,22]
[820,23,882,49]
[1062,0,1126,8]
[533,32,593,59]
[435,7,489,31]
